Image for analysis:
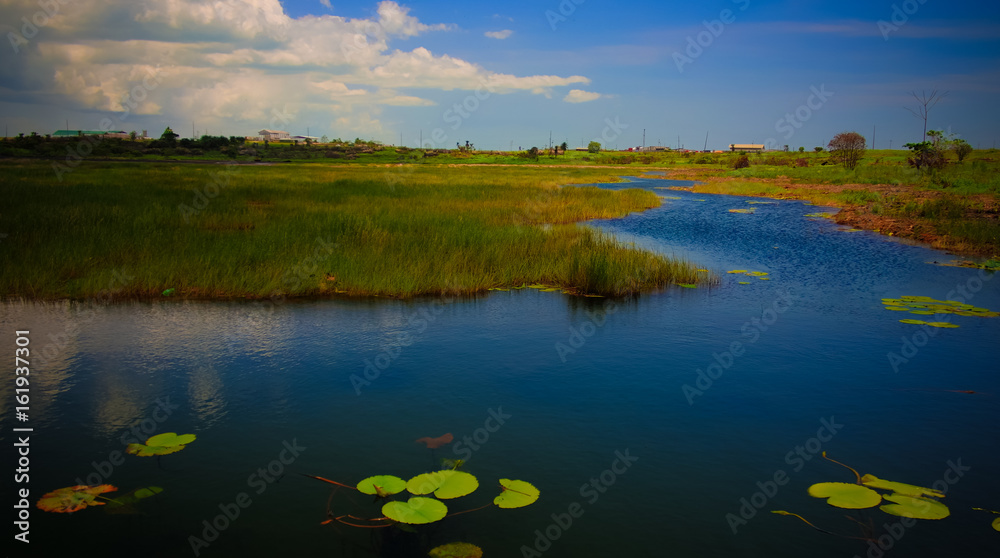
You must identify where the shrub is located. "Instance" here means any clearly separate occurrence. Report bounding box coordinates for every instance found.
[733,155,750,169]
[952,140,973,162]
[827,132,866,170]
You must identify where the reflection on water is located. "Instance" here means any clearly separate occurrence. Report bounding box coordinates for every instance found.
[187,365,228,430]
[1,179,998,558]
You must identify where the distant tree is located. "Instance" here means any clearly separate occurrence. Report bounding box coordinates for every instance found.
[129,131,137,142]
[587,141,601,153]
[827,131,867,170]
[798,146,805,153]
[905,90,947,141]
[951,139,973,162]
[320,135,329,143]
[904,130,948,173]
[814,146,824,152]
[160,126,178,145]
[560,141,568,154]
[528,146,539,160]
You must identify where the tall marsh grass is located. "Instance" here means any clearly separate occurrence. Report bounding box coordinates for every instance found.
[0,161,712,299]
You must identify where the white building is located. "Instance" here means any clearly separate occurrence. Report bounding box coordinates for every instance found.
[259,129,290,141]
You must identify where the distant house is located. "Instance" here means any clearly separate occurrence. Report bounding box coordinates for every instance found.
[729,144,765,153]
[290,135,319,143]
[53,129,128,139]
[259,129,290,141]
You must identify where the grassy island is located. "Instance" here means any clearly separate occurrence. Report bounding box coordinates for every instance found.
[0,161,711,300]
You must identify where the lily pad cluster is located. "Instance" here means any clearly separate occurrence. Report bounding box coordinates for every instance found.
[37,484,163,514]
[771,452,987,545]
[882,295,999,328]
[37,432,193,514]
[728,208,756,214]
[728,270,770,282]
[126,432,197,456]
[312,470,539,527]
[806,475,949,519]
[488,284,604,297]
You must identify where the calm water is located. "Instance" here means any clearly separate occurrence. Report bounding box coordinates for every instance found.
[3,178,998,558]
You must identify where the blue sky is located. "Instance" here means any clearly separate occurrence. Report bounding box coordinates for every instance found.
[1,0,998,150]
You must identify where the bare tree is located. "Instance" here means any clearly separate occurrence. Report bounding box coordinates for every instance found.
[904,90,947,141]
[827,131,867,170]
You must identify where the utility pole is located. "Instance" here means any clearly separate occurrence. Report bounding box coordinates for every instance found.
[642,129,645,150]
[704,131,709,151]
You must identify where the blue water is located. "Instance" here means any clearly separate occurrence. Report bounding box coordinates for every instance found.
[2,178,998,558]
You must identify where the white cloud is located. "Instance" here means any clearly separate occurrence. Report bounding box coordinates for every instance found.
[563,89,604,103]
[376,0,453,38]
[485,29,513,40]
[320,0,332,9]
[1,0,592,138]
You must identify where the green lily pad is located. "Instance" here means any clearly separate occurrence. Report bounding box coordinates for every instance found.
[884,307,910,311]
[727,270,748,274]
[104,486,164,515]
[677,283,696,289]
[494,479,540,509]
[807,482,881,509]
[910,310,937,315]
[993,517,1000,532]
[382,497,448,524]
[925,322,959,329]
[738,281,751,285]
[37,485,118,513]
[407,470,479,499]
[879,493,950,520]
[729,208,755,214]
[126,432,196,457]
[746,271,769,277]
[357,475,407,497]
[899,319,928,325]
[429,542,484,558]
[861,475,944,498]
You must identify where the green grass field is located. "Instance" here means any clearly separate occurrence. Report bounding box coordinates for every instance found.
[0,161,713,300]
